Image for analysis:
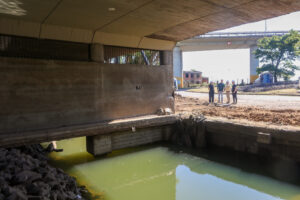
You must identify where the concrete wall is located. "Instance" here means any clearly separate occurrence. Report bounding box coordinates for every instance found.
[204,119,300,162]
[0,57,173,134]
[169,117,300,162]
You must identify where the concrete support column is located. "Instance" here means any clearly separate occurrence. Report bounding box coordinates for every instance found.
[90,43,104,63]
[173,46,183,88]
[250,45,259,83]
[160,50,173,66]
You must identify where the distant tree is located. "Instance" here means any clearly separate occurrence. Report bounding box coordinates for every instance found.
[254,30,300,83]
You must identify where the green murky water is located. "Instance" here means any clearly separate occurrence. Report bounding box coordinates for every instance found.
[49,137,300,200]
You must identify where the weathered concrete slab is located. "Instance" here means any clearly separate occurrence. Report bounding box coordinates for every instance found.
[0,115,177,148]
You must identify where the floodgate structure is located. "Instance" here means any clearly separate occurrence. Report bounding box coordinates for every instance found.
[0,0,300,162]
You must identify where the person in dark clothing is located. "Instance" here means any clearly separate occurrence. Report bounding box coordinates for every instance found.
[217,79,225,103]
[231,80,238,104]
[208,81,215,104]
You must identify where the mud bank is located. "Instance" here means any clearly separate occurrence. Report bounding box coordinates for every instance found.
[0,145,92,200]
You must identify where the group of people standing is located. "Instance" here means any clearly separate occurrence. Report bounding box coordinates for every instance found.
[208,80,238,104]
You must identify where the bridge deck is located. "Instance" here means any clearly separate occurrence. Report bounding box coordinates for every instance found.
[0,115,178,148]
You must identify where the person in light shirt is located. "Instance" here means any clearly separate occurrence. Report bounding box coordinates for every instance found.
[225,81,231,104]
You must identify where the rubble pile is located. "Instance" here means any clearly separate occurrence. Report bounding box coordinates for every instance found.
[0,145,90,200]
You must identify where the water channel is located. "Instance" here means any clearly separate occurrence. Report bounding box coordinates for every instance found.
[49,137,300,200]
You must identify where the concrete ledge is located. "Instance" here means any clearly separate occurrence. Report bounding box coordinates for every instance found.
[204,118,300,161]
[0,115,177,148]
[168,116,300,162]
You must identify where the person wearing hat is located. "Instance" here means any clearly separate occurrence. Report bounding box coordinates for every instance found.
[231,80,238,104]
[217,79,225,103]
[208,81,215,104]
[225,81,231,104]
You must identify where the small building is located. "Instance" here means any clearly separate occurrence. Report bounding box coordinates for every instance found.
[184,70,202,84]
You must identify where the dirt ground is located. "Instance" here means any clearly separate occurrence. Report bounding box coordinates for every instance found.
[175,95,300,127]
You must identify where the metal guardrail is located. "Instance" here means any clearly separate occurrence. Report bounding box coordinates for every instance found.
[194,31,300,39]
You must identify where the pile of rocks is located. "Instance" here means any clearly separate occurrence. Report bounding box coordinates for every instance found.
[0,145,90,200]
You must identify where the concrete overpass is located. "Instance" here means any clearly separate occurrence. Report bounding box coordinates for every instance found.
[1,0,300,149]
[173,31,299,86]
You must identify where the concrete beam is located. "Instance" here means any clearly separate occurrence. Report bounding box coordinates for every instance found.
[177,39,258,52]
[90,43,104,63]
[0,115,177,148]
[160,50,173,66]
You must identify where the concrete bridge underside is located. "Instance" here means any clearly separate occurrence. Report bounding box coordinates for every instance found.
[1,0,300,48]
[1,0,300,147]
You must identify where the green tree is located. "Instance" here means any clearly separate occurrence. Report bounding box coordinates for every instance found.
[254,30,300,83]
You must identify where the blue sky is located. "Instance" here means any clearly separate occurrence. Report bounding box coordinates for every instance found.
[183,11,300,82]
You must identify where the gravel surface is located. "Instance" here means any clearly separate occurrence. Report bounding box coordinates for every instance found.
[175,92,300,127]
[177,91,300,110]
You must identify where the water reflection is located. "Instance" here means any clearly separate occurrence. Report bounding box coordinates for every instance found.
[176,165,282,200]
[0,0,26,16]
[49,137,300,200]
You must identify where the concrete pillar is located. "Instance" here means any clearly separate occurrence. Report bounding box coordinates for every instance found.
[160,50,173,66]
[90,43,104,63]
[173,46,183,88]
[250,45,259,83]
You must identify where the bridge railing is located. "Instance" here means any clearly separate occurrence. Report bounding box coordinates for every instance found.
[194,31,300,39]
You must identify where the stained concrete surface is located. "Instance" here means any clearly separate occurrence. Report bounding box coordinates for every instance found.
[0,57,174,134]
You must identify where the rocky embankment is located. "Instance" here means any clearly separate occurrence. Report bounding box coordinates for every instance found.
[0,144,90,200]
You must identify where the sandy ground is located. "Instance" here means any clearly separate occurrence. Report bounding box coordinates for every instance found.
[175,91,300,127]
[177,91,300,110]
